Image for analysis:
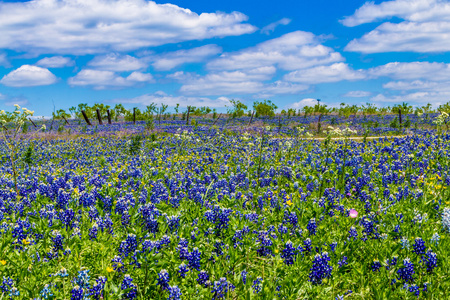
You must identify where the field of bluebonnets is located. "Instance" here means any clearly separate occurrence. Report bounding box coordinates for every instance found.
[1,103,450,300]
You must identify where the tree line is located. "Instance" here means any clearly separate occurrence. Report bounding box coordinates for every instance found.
[50,100,446,123]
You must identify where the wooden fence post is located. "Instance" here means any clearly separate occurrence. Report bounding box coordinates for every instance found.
[96,109,103,125]
[107,109,112,124]
[186,106,191,125]
[62,116,70,125]
[28,118,37,128]
[133,108,136,125]
[81,110,92,125]
[248,111,255,125]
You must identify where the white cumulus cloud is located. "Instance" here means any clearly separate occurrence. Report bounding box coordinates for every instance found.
[287,98,319,109]
[207,31,343,71]
[152,45,222,71]
[260,18,291,34]
[0,65,57,87]
[36,56,74,68]
[342,90,372,97]
[284,63,366,84]
[343,0,450,53]
[0,0,256,55]
[68,69,153,89]
[88,53,147,72]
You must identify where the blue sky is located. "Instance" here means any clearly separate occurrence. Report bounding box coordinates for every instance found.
[0,0,450,115]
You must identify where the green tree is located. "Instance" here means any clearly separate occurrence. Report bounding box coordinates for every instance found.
[253,100,277,117]
[227,99,248,118]
[52,109,71,120]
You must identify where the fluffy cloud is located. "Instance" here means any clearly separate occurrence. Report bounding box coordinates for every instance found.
[0,65,57,87]
[112,91,231,108]
[368,61,450,81]
[382,80,440,90]
[172,67,307,96]
[371,91,450,105]
[345,21,450,53]
[342,90,372,97]
[0,54,10,67]
[341,0,435,27]
[0,0,256,55]
[168,31,342,96]
[88,54,147,72]
[260,18,291,34]
[343,0,450,53]
[284,63,366,84]
[36,56,74,68]
[151,45,222,71]
[68,69,153,89]
[207,31,343,71]
[287,98,319,109]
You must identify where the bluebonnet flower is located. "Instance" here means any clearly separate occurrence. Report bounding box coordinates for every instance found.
[397,258,415,283]
[89,224,98,240]
[0,277,15,294]
[121,210,131,227]
[412,237,426,255]
[6,285,19,298]
[371,259,382,272]
[241,270,247,285]
[307,218,317,236]
[256,230,273,257]
[51,230,64,253]
[40,284,53,299]
[211,277,233,300]
[400,237,410,249]
[281,241,297,265]
[73,270,90,289]
[252,277,263,294]
[309,252,333,285]
[338,256,348,268]
[303,238,312,253]
[409,284,420,297]
[112,255,125,273]
[329,242,337,252]
[423,282,429,293]
[178,263,189,278]
[390,256,398,266]
[168,285,182,300]
[430,233,440,246]
[422,249,437,273]
[71,286,83,300]
[121,274,137,299]
[188,247,201,271]
[118,234,138,258]
[157,269,170,290]
[60,209,75,229]
[197,270,209,287]
[166,215,180,233]
[348,226,358,240]
[52,267,69,278]
[177,238,189,259]
[90,276,107,300]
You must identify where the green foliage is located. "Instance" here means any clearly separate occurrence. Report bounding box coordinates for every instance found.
[128,135,143,155]
[22,143,34,165]
[253,99,277,117]
[228,99,248,118]
[52,109,71,120]
[390,117,399,129]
